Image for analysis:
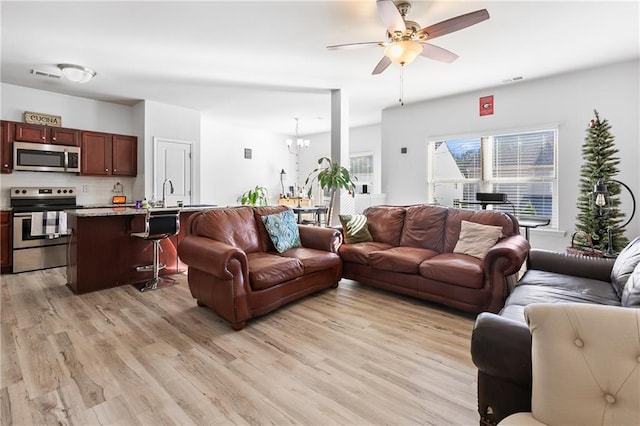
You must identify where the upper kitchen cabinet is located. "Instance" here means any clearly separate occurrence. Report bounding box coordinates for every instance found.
[81,131,137,177]
[14,122,79,146]
[1,121,11,174]
[112,135,137,176]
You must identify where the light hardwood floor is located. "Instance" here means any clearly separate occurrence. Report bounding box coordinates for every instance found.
[1,268,480,425]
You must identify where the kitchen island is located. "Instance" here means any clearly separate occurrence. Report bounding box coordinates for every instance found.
[66,206,217,294]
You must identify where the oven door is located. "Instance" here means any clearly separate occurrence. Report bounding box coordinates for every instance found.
[13,213,68,249]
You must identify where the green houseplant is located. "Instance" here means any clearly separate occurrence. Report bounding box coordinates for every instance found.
[305,157,357,225]
[239,185,269,206]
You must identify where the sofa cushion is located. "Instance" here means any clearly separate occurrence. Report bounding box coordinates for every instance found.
[339,214,373,244]
[363,205,406,246]
[621,262,640,307]
[254,205,290,251]
[498,270,624,325]
[247,252,304,290]
[193,206,261,253]
[453,220,503,259]
[399,204,447,252]
[419,253,484,289]
[611,236,640,298]
[280,247,341,274]
[261,210,302,253]
[338,241,394,265]
[369,246,439,274]
[513,270,621,306]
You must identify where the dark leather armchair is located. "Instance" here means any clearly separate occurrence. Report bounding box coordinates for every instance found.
[471,248,623,425]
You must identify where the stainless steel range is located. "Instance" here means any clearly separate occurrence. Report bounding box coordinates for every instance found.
[10,187,81,273]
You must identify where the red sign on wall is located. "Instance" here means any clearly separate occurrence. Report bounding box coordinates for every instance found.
[480,95,494,116]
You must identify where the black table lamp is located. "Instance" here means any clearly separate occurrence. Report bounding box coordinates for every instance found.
[593,178,636,257]
[280,169,286,196]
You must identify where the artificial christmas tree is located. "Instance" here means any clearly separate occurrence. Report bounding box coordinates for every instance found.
[575,110,628,253]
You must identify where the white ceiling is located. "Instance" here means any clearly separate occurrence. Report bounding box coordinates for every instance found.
[1,1,638,136]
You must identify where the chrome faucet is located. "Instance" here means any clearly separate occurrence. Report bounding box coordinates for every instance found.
[162,178,174,207]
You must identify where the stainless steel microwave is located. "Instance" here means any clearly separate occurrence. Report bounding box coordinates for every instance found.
[13,141,81,173]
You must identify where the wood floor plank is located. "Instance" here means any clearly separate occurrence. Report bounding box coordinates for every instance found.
[0,381,34,425]
[0,267,480,425]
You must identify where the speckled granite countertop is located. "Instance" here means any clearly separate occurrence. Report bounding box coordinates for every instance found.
[66,205,218,217]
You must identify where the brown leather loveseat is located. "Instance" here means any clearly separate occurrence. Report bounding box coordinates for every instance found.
[339,204,530,314]
[178,205,342,330]
[470,237,640,425]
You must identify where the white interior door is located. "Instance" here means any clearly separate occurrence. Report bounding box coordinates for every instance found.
[154,137,192,207]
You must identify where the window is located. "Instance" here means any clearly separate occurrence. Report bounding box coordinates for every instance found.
[350,153,374,194]
[427,129,557,227]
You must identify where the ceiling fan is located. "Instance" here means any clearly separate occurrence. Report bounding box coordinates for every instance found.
[327,0,490,75]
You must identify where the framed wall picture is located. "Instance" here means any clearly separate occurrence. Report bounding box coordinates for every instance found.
[244,148,252,159]
[480,95,494,116]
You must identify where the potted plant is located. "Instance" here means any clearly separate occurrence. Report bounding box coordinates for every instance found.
[305,157,357,225]
[239,185,269,206]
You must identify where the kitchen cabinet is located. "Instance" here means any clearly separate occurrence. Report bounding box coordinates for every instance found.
[14,122,79,146]
[112,135,137,176]
[81,132,137,177]
[1,211,12,272]
[1,121,11,174]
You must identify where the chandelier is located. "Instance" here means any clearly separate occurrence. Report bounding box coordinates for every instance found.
[286,117,310,153]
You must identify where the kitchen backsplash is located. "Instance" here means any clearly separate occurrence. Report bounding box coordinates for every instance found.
[0,172,136,207]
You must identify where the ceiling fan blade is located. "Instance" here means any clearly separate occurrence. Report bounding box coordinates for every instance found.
[372,56,392,75]
[419,43,459,63]
[377,0,405,35]
[327,41,382,50]
[416,9,489,40]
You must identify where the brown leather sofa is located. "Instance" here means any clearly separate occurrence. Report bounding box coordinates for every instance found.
[339,204,530,314]
[471,238,640,425]
[178,205,342,330]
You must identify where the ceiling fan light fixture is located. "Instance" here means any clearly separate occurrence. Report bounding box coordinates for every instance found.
[57,63,96,83]
[384,40,422,65]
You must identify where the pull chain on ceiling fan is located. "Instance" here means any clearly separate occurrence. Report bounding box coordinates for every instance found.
[327,0,490,103]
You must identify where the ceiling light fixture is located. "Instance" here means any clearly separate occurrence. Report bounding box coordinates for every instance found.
[57,63,96,83]
[286,117,310,152]
[384,40,423,65]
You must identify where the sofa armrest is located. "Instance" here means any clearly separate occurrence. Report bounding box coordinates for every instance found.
[486,235,531,276]
[471,312,532,386]
[298,225,343,253]
[527,249,614,282]
[482,234,530,312]
[178,235,248,280]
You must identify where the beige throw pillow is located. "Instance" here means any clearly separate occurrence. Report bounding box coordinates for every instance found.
[453,220,503,259]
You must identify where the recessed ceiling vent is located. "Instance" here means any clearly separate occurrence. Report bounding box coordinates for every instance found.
[502,76,525,83]
[30,69,61,79]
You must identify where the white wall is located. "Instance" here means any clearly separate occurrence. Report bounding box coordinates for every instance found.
[1,83,133,133]
[0,83,137,206]
[381,59,640,251]
[298,123,383,198]
[200,114,294,206]
[139,100,201,202]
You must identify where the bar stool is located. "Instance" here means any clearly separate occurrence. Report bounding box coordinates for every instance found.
[131,208,181,292]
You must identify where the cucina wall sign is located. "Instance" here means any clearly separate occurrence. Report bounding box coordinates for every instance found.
[23,111,62,127]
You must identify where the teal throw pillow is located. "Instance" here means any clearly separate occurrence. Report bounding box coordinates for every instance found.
[339,214,373,244]
[262,210,301,253]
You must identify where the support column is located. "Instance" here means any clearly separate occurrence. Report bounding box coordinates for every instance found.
[330,89,351,225]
